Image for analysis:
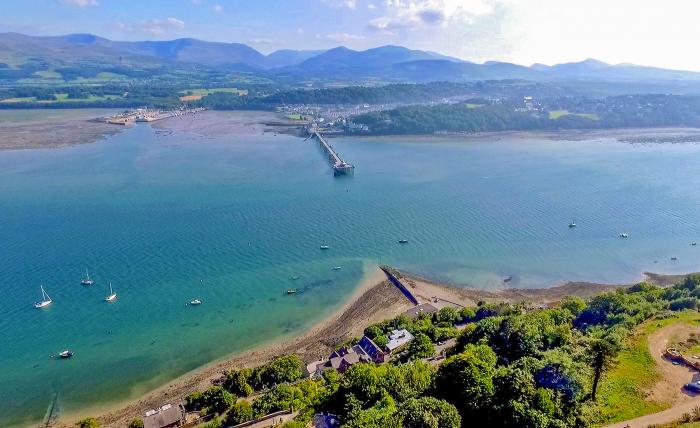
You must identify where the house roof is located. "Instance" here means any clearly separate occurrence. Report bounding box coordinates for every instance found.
[358,336,383,360]
[143,404,184,428]
[404,303,438,319]
[386,329,414,351]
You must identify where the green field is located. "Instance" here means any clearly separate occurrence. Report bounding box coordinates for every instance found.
[180,87,248,96]
[465,103,483,109]
[549,109,600,120]
[592,311,700,426]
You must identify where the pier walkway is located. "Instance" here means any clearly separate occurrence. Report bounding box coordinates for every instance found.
[312,131,354,176]
[379,266,419,305]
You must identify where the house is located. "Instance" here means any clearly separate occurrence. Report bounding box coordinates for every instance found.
[386,329,414,353]
[313,335,386,375]
[143,403,186,428]
[357,335,384,363]
[313,413,340,428]
[404,303,438,319]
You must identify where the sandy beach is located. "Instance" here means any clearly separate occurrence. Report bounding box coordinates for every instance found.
[51,265,693,428]
[0,109,125,150]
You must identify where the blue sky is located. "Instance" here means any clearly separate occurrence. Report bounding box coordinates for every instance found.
[2,0,699,70]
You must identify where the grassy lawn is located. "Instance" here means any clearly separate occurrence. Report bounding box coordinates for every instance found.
[0,96,36,103]
[593,311,700,426]
[181,87,248,96]
[549,109,600,120]
[33,70,62,79]
[465,103,483,109]
[286,113,304,120]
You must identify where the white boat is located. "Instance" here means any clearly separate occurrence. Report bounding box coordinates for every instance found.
[320,245,330,250]
[81,269,94,286]
[332,266,342,270]
[189,299,202,305]
[34,285,52,309]
[619,233,629,238]
[105,283,117,302]
[569,221,576,228]
[58,350,74,359]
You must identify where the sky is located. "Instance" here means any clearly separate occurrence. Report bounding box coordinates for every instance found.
[1,0,700,70]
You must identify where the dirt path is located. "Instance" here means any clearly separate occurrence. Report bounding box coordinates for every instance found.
[605,322,700,428]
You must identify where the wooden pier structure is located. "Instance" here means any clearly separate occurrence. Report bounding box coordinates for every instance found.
[312,131,354,176]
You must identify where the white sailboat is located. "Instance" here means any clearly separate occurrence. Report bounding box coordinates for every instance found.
[81,269,94,286]
[105,282,117,302]
[34,285,52,309]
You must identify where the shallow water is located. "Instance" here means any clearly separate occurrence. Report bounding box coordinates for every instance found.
[1,119,700,426]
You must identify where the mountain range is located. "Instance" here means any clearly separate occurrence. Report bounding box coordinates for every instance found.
[2,32,700,84]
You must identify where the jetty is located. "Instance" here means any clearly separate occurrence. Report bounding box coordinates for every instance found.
[311,131,354,176]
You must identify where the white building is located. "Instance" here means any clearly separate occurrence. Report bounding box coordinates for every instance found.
[386,329,414,353]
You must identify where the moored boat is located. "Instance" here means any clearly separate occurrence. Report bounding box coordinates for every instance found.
[105,283,117,302]
[58,350,73,359]
[34,285,52,309]
[81,269,94,286]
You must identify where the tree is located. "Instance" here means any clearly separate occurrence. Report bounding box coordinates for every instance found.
[434,344,497,421]
[585,327,623,400]
[75,418,100,428]
[185,386,235,415]
[254,355,304,389]
[398,397,461,428]
[127,418,144,428]
[560,296,586,317]
[407,333,435,360]
[225,401,254,426]
[224,369,254,397]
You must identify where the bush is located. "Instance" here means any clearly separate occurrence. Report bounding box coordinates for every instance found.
[128,418,144,428]
[225,401,254,426]
[75,418,100,428]
[185,386,235,415]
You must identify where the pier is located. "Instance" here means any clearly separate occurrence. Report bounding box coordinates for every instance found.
[311,131,354,176]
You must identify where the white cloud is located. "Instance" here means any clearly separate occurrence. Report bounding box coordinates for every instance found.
[369,0,496,32]
[114,17,185,37]
[319,32,368,42]
[190,0,203,4]
[322,0,358,9]
[248,38,275,45]
[59,0,98,6]
[212,4,223,12]
[368,2,376,9]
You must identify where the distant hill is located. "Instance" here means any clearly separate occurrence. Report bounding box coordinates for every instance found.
[2,32,700,85]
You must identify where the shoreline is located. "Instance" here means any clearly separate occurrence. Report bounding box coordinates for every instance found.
[53,266,696,428]
[3,108,700,152]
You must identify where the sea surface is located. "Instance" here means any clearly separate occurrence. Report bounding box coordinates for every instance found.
[2,115,700,426]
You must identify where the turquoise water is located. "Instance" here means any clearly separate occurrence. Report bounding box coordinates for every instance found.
[2,120,700,426]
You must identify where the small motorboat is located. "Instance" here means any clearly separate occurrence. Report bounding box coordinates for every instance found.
[290,275,301,281]
[692,242,697,246]
[320,245,330,250]
[619,233,629,238]
[568,221,576,228]
[332,266,342,270]
[398,239,409,244]
[286,289,297,295]
[503,276,513,283]
[189,299,202,305]
[671,257,678,261]
[58,350,73,359]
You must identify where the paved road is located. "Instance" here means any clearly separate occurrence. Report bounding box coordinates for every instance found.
[604,398,700,428]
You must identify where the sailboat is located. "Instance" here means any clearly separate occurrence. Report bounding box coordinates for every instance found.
[34,285,52,309]
[105,283,117,302]
[81,269,94,286]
